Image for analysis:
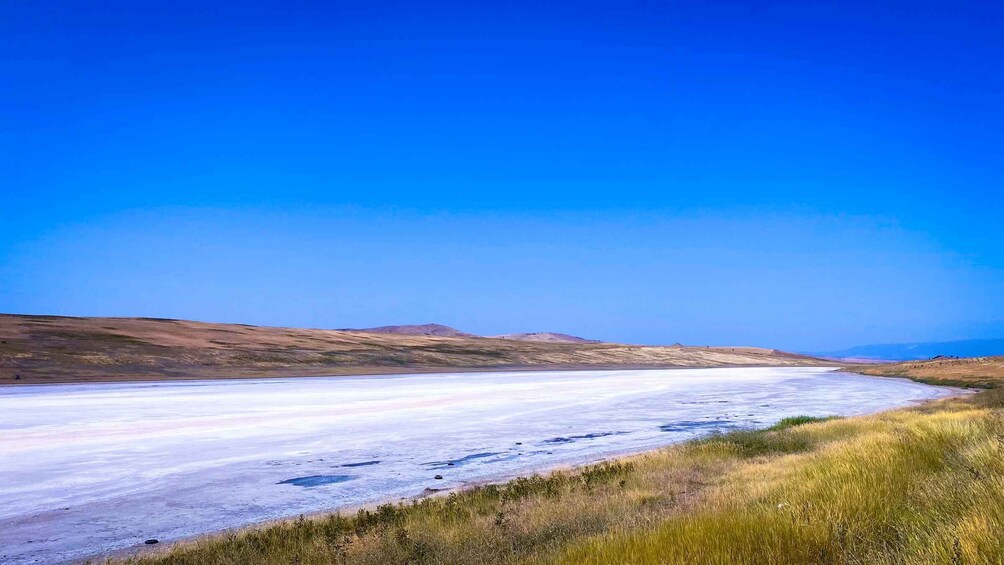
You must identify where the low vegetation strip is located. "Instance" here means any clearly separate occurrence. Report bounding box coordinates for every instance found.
[111,386,1004,565]
[853,355,1004,389]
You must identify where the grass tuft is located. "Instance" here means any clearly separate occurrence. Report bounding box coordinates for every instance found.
[766,415,838,431]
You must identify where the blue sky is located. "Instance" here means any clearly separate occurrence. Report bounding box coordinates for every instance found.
[2,1,1002,351]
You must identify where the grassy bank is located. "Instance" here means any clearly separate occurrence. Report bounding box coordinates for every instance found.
[111,384,1003,565]
[853,355,1004,389]
[560,390,1004,564]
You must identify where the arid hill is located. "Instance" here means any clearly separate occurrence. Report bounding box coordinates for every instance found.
[344,323,476,337]
[0,314,827,384]
[354,325,598,343]
[494,332,600,343]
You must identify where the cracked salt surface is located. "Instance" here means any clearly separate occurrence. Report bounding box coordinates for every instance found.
[0,367,958,564]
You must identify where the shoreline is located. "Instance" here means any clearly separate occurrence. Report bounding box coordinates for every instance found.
[0,361,841,388]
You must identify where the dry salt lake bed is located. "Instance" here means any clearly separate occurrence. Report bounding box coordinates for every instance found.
[0,367,960,564]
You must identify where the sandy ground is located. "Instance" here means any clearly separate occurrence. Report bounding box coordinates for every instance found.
[0,367,958,564]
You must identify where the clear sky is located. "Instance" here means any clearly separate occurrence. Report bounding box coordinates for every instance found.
[2,1,1002,351]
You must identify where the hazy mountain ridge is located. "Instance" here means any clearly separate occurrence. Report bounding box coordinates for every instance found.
[819,338,1004,361]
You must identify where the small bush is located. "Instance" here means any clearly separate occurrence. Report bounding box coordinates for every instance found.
[767,415,838,431]
[690,427,813,458]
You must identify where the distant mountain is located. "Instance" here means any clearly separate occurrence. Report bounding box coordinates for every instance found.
[818,338,1004,361]
[347,324,602,343]
[493,332,601,344]
[347,323,475,338]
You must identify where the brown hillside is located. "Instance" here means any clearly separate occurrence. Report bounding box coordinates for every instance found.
[493,332,599,343]
[0,314,827,384]
[345,323,476,337]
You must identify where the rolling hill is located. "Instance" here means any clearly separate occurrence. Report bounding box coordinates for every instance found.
[343,323,476,337]
[0,314,826,384]
[492,332,599,343]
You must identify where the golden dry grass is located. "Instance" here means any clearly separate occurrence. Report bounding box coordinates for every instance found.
[559,392,1004,564]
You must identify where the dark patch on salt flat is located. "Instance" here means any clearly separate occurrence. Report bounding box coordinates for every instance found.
[278,475,355,487]
[423,452,501,469]
[542,431,627,444]
[341,460,380,468]
[265,457,326,467]
[658,420,740,433]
